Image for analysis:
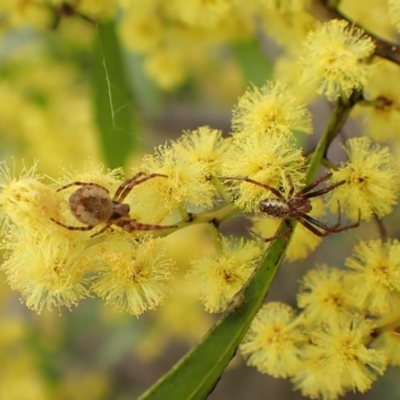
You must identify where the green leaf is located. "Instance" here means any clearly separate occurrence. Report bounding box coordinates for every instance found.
[92,21,141,168]
[138,228,289,400]
[231,40,272,87]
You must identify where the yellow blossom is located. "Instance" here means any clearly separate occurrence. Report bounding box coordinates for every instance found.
[174,126,231,176]
[293,316,387,397]
[354,61,400,141]
[186,237,261,313]
[0,161,61,232]
[339,0,396,41]
[343,240,400,315]
[327,137,399,221]
[166,0,231,29]
[297,265,355,323]
[291,349,346,400]
[91,234,174,316]
[140,142,216,212]
[298,19,375,101]
[373,309,400,366]
[240,302,305,378]
[144,45,187,90]
[232,81,312,137]
[2,229,91,313]
[273,54,318,104]
[260,8,317,51]
[118,3,163,53]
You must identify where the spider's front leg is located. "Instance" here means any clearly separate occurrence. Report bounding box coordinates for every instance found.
[114,173,168,202]
[56,181,109,193]
[115,218,178,233]
[219,176,285,199]
[303,175,346,199]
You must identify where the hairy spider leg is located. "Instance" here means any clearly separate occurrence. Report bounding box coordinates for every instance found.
[286,175,296,198]
[299,207,360,235]
[90,222,113,238]
[296,217,333,237]
[221,177,284,199]
[115,218,178,233]
[297,173,345,199]
[50,218,95,232]
[283,173,344,199]
[250,219,293,243]
[303,200,343,231]
[304,180,346,199]
[56,181,109,193]
[296,172,333,195]
[114,173,168,202]
[112,171,147,200]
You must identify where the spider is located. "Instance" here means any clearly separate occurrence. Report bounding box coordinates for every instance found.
[223,172,360,242]
[51,172,177,237]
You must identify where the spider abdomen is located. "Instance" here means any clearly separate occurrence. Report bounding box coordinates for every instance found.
[259,198,290,219]
[69,186,113,225]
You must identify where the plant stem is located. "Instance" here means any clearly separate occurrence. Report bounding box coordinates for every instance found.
[306,91,362,182]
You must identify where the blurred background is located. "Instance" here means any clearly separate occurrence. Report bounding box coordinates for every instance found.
[1,1,400,399]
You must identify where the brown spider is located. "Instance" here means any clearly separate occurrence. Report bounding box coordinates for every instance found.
[223,172,360,242]
[51,172,177,237]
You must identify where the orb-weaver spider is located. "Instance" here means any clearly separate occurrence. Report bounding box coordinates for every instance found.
[223,173,360,242]
[51,172,176,237]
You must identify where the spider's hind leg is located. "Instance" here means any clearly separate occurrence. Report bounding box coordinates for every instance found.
[50,218,95,232]
[299,205,360,236]
[250,219,293,243]
[115,218,178,233]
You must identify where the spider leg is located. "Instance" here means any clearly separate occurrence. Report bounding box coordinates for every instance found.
[249,219,292,243]
[220,177,285,199]
[297,173,332,195]
[50,218,95,231]
[301,213,341,232]
[286,175,295,198]
[113,172,147,199]
[114,173,168,202]
[297,173,342,197]
[296,217,331,237]
[300,207,360,235]
[90,222,113,238]
[304,180,346,199]
[115,218,178,233]
[56,182,109,193]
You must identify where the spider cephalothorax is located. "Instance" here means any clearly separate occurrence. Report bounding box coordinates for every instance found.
[51,172,177,237]
[223,173,360,242]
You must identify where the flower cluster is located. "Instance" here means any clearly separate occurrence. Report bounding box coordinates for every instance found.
[298,19,375,101]
[327,137,400,222]
[187,237,262,313]
[0,162,175,315]
[3,55,400,320]
[241,239,400,399]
